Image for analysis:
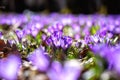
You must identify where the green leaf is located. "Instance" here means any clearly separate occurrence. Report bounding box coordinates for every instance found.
[90,26,100,35]
[36,31,42,45]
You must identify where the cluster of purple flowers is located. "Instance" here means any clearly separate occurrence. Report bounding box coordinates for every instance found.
[91,43,120,73]
[0,13,120,79]
[46,31,73,49]
[0,14,120,40]
[27,47,82,80]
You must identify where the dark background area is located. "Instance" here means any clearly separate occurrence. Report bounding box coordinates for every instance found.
[0,0,120,14]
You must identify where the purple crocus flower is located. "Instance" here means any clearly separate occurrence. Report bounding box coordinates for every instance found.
[27,48,49,71]
[47,60,81,80]
[71,24,80,33]
[29,22,43,37]
[15,30,24,40]
[74,34,80,40]
[84,34,108,46]
[61,36,73,49]
[114,27,120,34]
[113,51,120,73]
[91,44,120,73]
[0,55,21,80]
[91,44,110,57]
[46,31,63,47]
[47,61,62,80]
[22,27,31,36]
[47,22,64,34]
[51,31,63,47]
[42,34,47,41]
[98,27,108,37]
[46,36,53,46]
[46,31,73,49]
[30,28,39,37]
[0,32,3,39]
[52,22,63,31]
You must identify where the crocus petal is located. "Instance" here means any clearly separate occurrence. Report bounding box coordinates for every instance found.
[0,55,21,80]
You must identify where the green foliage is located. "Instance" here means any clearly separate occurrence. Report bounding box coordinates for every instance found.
[90,26,100,35]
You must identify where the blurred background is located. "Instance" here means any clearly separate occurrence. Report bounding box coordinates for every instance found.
[0,0,120,14]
